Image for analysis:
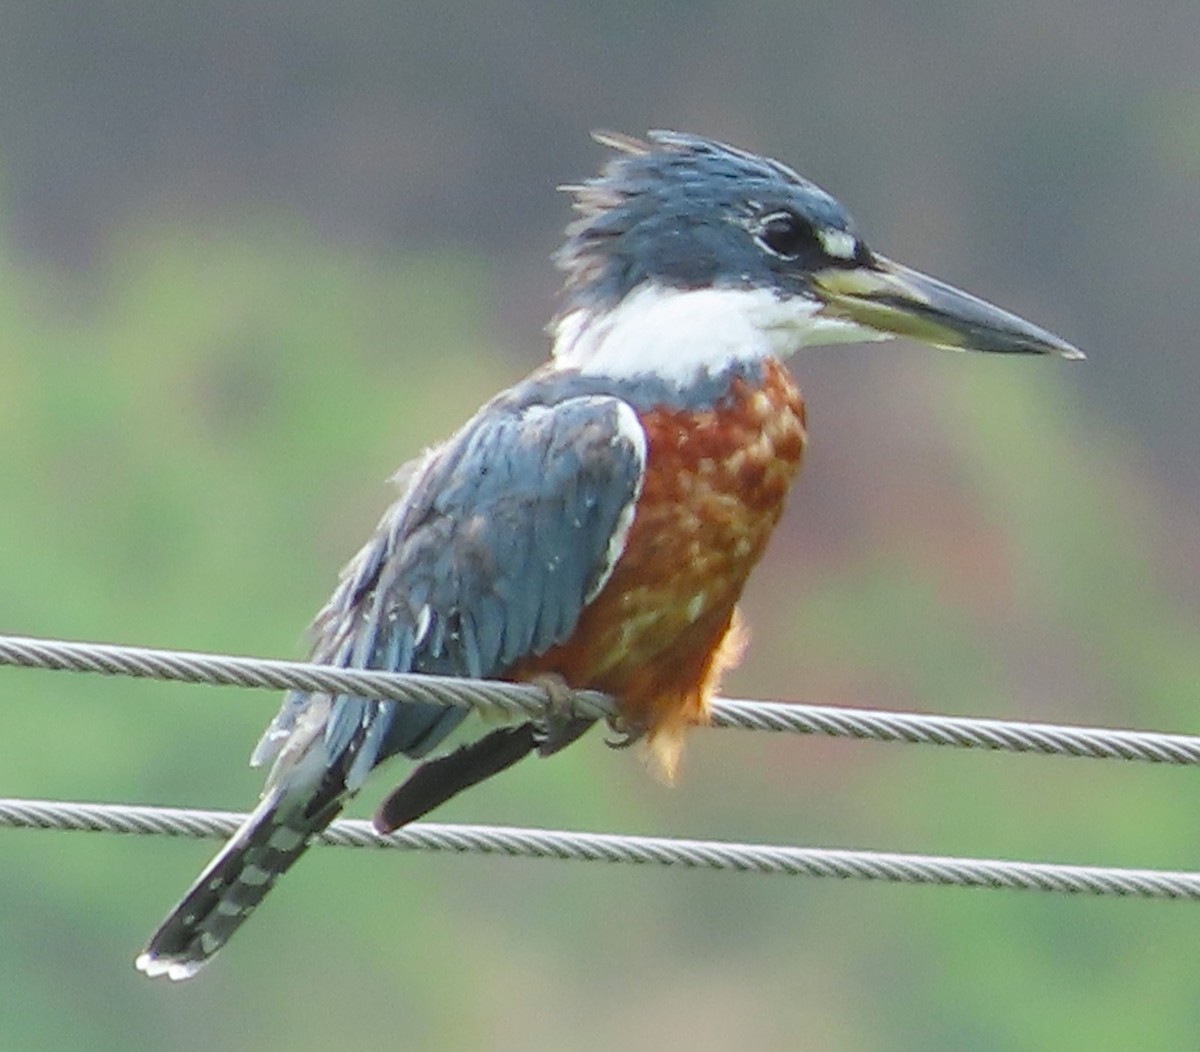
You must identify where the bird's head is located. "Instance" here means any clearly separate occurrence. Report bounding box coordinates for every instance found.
[551,131,1082,384]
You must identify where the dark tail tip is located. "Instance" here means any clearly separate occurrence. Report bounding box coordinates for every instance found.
[136,790,339,980]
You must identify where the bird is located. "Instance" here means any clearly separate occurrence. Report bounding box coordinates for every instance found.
[136,130,1082,980]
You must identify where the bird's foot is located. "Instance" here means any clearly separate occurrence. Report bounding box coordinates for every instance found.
[527,673,591,756]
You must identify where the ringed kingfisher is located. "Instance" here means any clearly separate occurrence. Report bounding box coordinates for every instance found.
[137,130,1081,979]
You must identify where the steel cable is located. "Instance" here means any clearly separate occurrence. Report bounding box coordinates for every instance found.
[1,633,1198,765]
[2,797,1197,899]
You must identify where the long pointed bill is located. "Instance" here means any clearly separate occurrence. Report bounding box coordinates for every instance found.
[811,254,1084,359]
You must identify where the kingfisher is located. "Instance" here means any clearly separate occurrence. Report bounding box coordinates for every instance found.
[136,130,1081,979]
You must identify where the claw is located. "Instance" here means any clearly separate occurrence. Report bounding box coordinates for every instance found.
[603,714,644,750]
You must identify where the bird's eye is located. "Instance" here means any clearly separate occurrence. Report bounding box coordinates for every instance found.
[756,211,819,260]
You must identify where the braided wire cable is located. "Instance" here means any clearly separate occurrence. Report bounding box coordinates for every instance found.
[2,632,1199,765]
[1,797,1196,899]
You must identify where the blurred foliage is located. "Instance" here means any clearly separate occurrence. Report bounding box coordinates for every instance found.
[2,211,1200,1051]
[2,2,1200,1045]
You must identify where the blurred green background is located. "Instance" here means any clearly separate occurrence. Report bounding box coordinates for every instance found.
[2,3,1200,1049]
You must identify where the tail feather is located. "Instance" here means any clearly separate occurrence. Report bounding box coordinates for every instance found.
[135,786,342,980]
[373,724,538,833]
[372,717,592,833]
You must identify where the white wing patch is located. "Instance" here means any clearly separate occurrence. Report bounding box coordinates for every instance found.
[412,603,432,647]
[584,399,646,604]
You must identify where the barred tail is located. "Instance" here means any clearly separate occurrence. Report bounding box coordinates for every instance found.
[135,785,342,981]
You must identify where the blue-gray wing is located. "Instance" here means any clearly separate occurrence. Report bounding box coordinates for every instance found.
[252,391,646,792]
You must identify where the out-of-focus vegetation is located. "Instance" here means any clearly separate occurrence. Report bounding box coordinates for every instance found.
[2,213,1200,1052]
[2,4,1200,1050]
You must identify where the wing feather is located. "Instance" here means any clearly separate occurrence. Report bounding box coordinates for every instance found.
[253,391,646,796]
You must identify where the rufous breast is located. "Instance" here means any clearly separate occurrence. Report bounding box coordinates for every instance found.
[514,358,807,776]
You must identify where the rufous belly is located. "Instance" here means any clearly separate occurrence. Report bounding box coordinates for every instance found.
[512,359,807,778]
